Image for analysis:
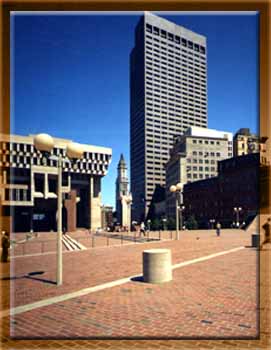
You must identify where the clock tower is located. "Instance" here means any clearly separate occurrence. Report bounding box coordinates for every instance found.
[115,154,132,228]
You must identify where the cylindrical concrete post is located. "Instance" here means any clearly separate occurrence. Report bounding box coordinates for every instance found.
[143,249,172,284]
[251,234,260,248]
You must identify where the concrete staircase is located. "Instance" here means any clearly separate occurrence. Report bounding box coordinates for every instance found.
[62,234,87,251]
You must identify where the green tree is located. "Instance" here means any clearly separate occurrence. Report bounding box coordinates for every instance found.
[186,215,198,230]
[167,217,176,230]
[151,218,161,231]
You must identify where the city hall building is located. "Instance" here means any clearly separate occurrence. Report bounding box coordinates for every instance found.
[130,12,208,222]
[0,134,112,232]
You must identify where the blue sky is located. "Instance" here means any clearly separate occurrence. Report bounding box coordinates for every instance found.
[11,11,259,208]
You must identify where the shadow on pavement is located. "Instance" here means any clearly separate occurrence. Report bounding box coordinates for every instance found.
[1,276,22,281]
[25,271,56,285]
[25,275,56,285]
[130,275,144,283]
[1,271,56,285]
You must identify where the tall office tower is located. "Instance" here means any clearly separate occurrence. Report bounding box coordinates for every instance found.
[130,12,207,222]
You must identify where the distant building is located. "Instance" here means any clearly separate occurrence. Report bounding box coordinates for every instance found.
[259,136,269,166]
[146,184,166,221]
[183,153,259,228]
[115,154,132,228]
[233,128,260,157]
[259,137,270,213]
[0,133,112,232]
[130,12,208,223]
[165,126,233,220]
[101,205,114,229]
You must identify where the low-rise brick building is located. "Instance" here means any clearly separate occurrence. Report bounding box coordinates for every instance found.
[183,153,259,228]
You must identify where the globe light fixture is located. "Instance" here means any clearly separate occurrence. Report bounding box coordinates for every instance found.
[233,207,242,228]
[66,142,84,159]
[170,185,177,193]
[176,183,183,191]
[33,133,54,153]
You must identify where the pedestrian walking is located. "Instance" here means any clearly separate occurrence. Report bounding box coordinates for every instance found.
[140,222,146,237]
[216,222,221,237]
[260,217,271,249]
[1,231,10,263]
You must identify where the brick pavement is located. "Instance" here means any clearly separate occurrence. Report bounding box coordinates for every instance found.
[3,247,258,339]
[1,229,249,309]
[1,228,270,349]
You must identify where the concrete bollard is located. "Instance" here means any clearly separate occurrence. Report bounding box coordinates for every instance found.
[143,249,172,284]
[251,234,260,248]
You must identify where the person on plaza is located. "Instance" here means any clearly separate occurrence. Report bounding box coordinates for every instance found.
[1,231,10,263]
[260,217,271,249]
[216,222,221,237]
[140,222,146,237]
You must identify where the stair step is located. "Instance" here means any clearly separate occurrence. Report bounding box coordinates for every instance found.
[62,236,75,251]
[63,235,80,251]
[65,234,87,250]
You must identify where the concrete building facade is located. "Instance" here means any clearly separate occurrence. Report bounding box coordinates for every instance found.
[130,12,207,222]
[165,126,233,220]
[233,128,260,157]
[0,134,112,232]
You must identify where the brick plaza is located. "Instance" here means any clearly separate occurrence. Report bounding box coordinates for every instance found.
[1,225,270,349]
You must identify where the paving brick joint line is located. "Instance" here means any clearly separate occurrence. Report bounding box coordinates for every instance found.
[1,245,244,319]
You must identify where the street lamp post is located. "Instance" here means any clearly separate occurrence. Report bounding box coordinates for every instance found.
[162,218,167,231]
[170,182,183,240]
[34,134,83,286]
[56,155,63,285]
[179,205,185,231]
[209,219,215,229]
[233,207,242,228]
